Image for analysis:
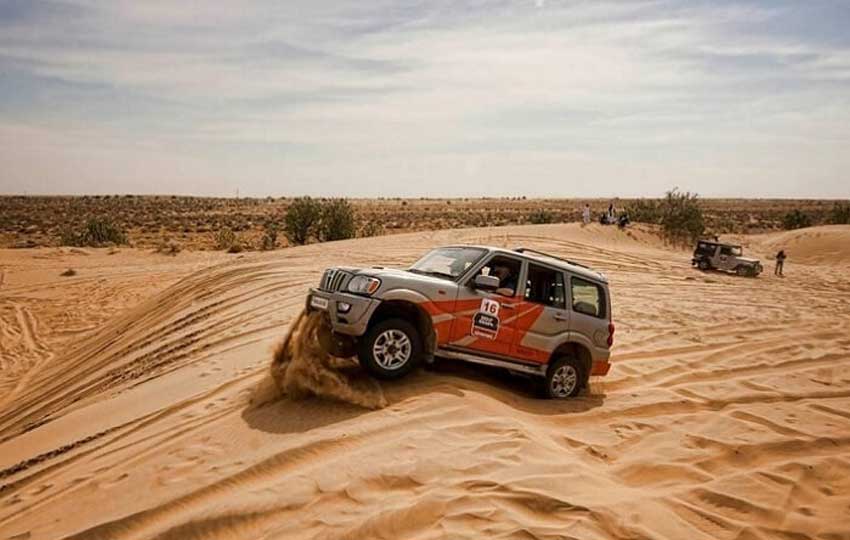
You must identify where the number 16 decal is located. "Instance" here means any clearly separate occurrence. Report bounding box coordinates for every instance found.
[472,298,500,339]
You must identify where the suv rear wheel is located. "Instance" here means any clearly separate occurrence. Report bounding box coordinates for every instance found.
[542,357,584,399]
[358,318,422,380]
[697,259,711,271]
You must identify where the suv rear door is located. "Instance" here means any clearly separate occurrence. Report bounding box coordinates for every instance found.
[568,275,609,352]
[512,263,569,364]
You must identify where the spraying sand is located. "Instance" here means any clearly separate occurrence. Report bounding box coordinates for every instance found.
[258,310,387,410]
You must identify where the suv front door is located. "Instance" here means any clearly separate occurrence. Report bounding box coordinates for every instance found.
[448,254,524,359]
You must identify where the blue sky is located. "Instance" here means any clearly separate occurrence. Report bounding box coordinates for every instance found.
[1,0,848,197]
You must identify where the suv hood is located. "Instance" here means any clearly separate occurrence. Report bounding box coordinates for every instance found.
[345,266,455,284]
[737,256,761,264]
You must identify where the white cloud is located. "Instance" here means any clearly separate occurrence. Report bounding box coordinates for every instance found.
[1,0,849,197]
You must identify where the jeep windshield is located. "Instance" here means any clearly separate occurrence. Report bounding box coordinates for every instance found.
[409,247,486,281]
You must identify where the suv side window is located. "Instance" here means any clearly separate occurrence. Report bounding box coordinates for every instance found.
[571,277,606,318]
[524,264,565,309]
[475,255,522,297]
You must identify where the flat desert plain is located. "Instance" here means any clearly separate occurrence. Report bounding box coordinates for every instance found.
[1,223,849,540]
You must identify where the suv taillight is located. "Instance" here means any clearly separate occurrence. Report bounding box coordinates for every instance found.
[607,322,615,347]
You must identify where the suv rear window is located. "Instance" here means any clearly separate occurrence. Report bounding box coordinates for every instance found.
[571,277,606,318]
[695,242,715,256]
[524,264,566,309]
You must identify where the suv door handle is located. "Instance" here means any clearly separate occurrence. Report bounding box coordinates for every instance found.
[553,313,568,321]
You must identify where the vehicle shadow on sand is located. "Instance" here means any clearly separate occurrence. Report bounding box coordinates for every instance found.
[419,360,606,415]
[242,360,604,435]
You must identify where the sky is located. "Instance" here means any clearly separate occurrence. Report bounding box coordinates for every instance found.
[1,0,849,198]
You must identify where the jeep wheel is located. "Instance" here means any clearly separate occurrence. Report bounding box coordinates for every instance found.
[697,259,710,271]
[358,318,422,380]
[542,357,584,399]
[736,265,748,277]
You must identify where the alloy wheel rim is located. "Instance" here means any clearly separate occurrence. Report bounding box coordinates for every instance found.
[551,365,578,397]
[373,330,412,370]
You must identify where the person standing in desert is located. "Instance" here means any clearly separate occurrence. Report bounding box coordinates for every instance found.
[775,249,787,276]
[582,203,591,226]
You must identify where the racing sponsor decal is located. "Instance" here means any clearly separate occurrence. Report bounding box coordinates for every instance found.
[471,298,500,340]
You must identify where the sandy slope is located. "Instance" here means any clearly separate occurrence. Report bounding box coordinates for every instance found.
[1,224,849,540]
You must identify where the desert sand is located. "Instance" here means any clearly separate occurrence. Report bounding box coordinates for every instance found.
[1,223,849,540]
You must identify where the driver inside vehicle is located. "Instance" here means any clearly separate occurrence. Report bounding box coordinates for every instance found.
[491,264,517,297]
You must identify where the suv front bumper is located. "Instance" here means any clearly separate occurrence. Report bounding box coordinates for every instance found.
[306,288,379,337]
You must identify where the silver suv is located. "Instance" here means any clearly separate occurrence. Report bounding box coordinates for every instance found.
[692,240,763,277]
[306,246,614,398]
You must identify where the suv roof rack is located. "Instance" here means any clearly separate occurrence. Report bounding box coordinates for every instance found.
[513,247,591,270]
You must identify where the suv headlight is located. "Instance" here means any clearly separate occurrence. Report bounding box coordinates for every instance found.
[347,275,381,295]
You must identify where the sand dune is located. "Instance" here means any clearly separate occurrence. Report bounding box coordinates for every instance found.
[1,224,849,540]
[756,225,850,265]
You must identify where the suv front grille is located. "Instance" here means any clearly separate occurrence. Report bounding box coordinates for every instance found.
[319,269,350,292]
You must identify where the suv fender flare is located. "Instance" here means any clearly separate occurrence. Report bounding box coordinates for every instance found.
[368,292,436,357]
[379,289,431,305]
[550,339,594,388]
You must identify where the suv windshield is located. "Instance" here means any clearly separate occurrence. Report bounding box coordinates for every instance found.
[410,247,486,280]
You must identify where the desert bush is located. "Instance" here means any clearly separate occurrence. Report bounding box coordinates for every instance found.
[359,220,383,238]
[782,209,812,230]
[319,198,356,242]
[260,222,279,250]
[214,228,237,250]
[156,239,181,255]
[625,199,661,224]
[60,218,128,247]
[659,188,704,244]
[828,203,850,225]
[528,209,555,224]
[284,197,321,245]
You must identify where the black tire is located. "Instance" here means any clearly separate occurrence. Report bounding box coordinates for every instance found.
[541,357,584,399]
[358,318,422,380]
[697,259,710,271]
[736,265,748,277]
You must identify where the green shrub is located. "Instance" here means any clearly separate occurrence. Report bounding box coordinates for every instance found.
[359,220,383,238]
[260,222,279,250]
[828,203,850,225]
[782,209,812,230]
[319,198,356,241]
[528,209,555,224]
[625,199,661,224]
[284,197,321,245]
[214,228,237,250]
[59,218,128,247]
[659,188,704,244]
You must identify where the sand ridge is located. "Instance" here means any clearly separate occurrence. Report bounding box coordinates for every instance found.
[0,223,849,540]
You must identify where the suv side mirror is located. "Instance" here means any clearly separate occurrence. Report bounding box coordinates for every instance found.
[473,274,500,291]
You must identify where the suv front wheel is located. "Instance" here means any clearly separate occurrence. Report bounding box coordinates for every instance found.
[542,357,584,399]
[358,318,422,380]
